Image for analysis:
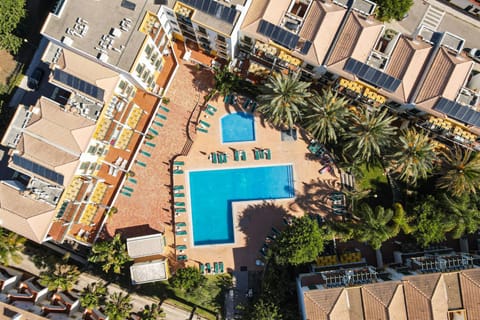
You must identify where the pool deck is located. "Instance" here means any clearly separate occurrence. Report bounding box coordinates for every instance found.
[173,102,340,272]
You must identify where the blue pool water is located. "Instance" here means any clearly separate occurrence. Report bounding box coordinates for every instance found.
[189,165,294,245]
[221,112,255,143]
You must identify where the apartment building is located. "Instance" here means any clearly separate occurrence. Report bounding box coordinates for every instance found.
[157,0,252,61]
[0,0,178,245]
[41,0,175,95]
[297,249,480,320]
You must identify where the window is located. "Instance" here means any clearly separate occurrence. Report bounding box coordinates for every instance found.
[118,80,127,90]
[243,36,252,44]
[217,35,226,42]
[166,10,174,17]
[135,63,145,76]
[198,26,207,34]
[304,64,314,71]
[144,45,153,58]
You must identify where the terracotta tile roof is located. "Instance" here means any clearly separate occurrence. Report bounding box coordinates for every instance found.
[460,269,480,320]
[403,273,448,320]
[415,48,473,108]
[384,36,432,103]
[240,0,288,43]
[361,281,406,320]
[303,288,344,320]
[0,183,55,243]
[326,12,383,78]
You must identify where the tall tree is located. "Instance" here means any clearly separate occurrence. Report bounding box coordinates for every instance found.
[375,0,413,22]
[302,89,351,144]
[272,216,325,266]
[441,193,480,239]
[0,228,25,265]
[205,64,240,101]
[391,203,415,235]
[243,299,283,320]
[436,147,480,197]
[412,195,454,247]
[39,263,80,291]
[88,233,132,274]
[104,292,133,320]
[138,303,165,319]
[0,0,26,54]
[169,266,205,292]
[257,73,312,129]
[391,128,437,185]
[80,281,108,311]
[344,106,397,164]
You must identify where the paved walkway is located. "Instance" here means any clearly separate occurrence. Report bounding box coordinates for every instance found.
[8,252,203,320]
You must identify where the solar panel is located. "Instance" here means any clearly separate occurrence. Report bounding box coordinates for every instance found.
[121,0,136,11]
[53,69,105,101]
[12,155,64,185]
[181,0,237,24]
[343,58,401,92]
[434,98,480,127]
[257,20,299,50]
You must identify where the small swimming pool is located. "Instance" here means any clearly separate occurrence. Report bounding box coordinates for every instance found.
[189,165,295,245]
[221,112,255,143]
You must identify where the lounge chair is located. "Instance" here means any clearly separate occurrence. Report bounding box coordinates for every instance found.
[265,149,271,160]
[121,191,132,197]
[176,222,187,227]
[251,102,258,112]
[206,262,211,273]
[200,263,205,274]
[173,185,184,190]
[197,127,208,133]
[128,178,137,184]
[259,149,264,159]
[214,262,219,274]
[220,153,227,163]
[157,114,167,120]
[176,230,187,236]
[148,128,159,135]
[123,186,133,192]
[242,98,251,109]
[153,120,163,127]
[136,161,147,167]
[175,208,186,213]
[174,193,185,197]
[177,255,187,261]
[145,141,156,147]
[141,150,152,157]
[177,245,187,250]
[199,120,210,128]
[174,161,185,166]
[241,150,247,161]
[160,105,170,112]
[219,262,224,273]
[234,150,239,161]
[211,152,217,164]
[207,104,217,112]
[254,149,260,160]
[174,202,185,207]
[173,169,184,174]
[205,108,215,116]
[223,95,230,103]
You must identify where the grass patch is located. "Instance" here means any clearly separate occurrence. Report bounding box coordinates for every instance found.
[357,163,387,191]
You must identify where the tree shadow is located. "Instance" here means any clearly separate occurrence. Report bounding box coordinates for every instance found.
[292,178,339,216]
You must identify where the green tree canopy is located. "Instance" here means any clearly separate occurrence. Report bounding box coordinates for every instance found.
[257,73,312,129]
[302,89,351,144]
[104,292,133,320]
[0,0,26,54]
[375,0,413,22]
[243,299,283,320]
[138,303,164,319]
[272,215,325,266]
[344,106,397,164]
[441,193,480,239]
[412,195,454,247]
[80,281,108,311]
[391,128,437,185]
[0,228,25,265]
[169,266,205,292]
[39,263,80,291]
[436,147,480,197]
[88,233,132,274]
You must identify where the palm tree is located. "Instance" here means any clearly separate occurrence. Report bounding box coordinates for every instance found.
[391,203,415,235]
[104,292,133,320]
[88,233,132,274]
[302,89,351,144]
[138,303,165,319]
[80,281,108,311]
[436,147,480,197]
[391,128,437,185]
[257,73,312,129]
[351,203,399,268]
[441,193,480,239]
[205,64,241,102]
[0,228,25,265]
[344,106,397,164]
[39,263,80,291]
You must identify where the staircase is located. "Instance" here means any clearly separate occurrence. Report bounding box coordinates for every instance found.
[419,5,445,31]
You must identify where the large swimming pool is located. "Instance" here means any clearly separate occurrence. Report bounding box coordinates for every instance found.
[221,112,255,143]
[189,165,294,245]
